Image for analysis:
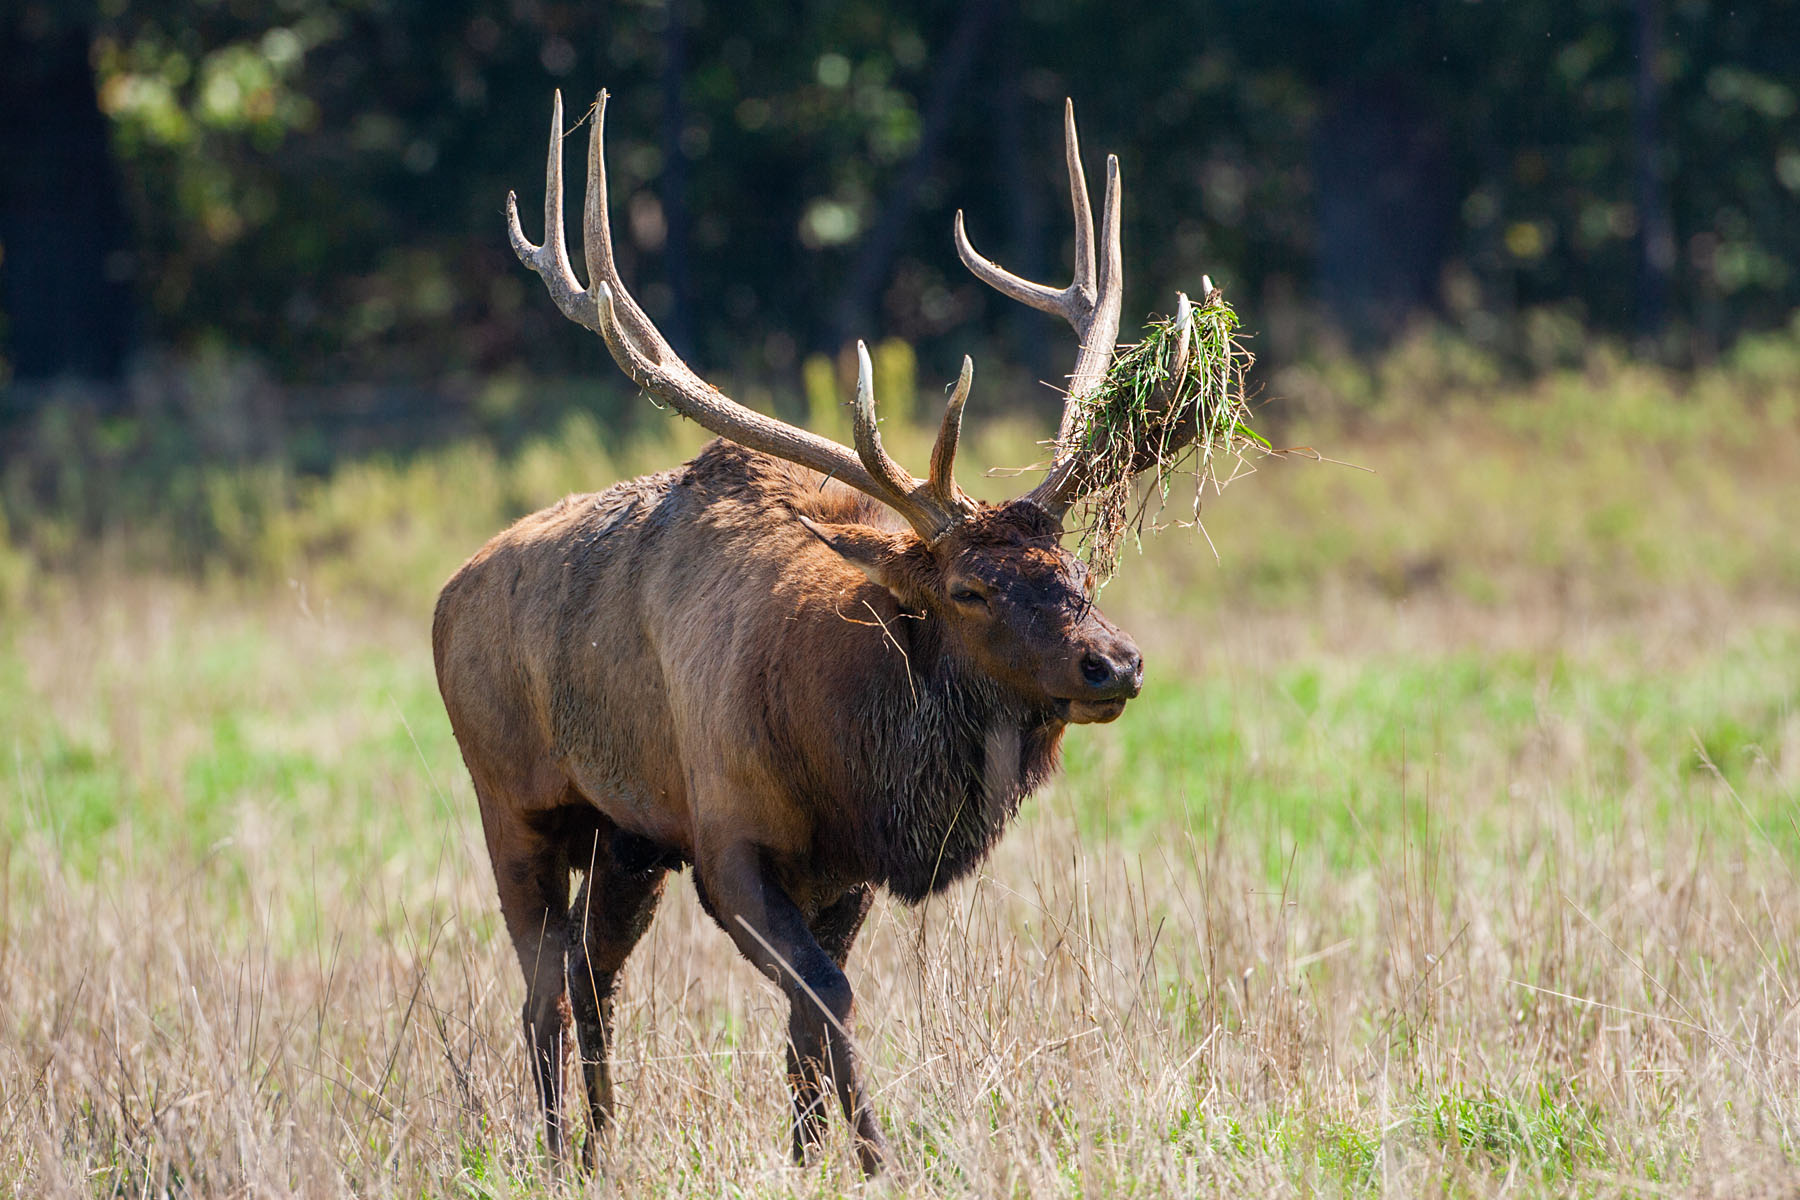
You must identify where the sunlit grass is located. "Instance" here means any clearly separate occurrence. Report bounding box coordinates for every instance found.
[3,353,1800,1194]
[4,579,1797,1193]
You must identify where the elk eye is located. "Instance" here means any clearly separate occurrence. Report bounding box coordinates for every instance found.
[951,587,987,607]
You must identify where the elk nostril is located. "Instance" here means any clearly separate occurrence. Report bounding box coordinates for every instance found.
[1080,652,1113,686]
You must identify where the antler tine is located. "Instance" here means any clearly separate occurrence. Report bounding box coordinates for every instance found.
[1043,151,1125,457]
[849,343,977,538]
[1164,291,1194,391]
[506,90,589,327]
[581,90,682,365]
[1064,97,1098,306]
[955,99,1128,519]
[953,211,1064,315]
[851,341,921,508]
[951,100,1097,321]
[512,88,980,542]
[1019,150,1126,518]
[927,356,973,508]
[1068,152,1125,412]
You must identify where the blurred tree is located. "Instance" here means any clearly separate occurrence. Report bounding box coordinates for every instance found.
[1633,0,1675,338]
[1,0,1796,431]
[0,6,138,394]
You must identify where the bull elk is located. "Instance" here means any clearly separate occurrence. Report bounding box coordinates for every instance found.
[433,88,1203,1174]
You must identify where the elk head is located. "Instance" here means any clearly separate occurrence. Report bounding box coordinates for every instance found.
[508,91,1188,723]
[797,431,1143,724]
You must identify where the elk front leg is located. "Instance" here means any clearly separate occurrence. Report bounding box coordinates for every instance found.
[699,845,887,1175]
[788,884,875,1165]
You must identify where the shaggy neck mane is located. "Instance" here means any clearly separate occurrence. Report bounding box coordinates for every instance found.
[844,614,1064,904]
[691,442,1072,903]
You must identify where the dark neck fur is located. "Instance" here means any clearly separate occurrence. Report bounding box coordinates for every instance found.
[841,613,1064,904]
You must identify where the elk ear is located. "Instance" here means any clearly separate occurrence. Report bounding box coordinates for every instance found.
[796,515,927,604]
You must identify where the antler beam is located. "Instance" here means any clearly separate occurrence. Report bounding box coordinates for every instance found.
[509,90,974,540]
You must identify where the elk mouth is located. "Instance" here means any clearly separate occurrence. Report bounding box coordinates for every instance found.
[1058,696,1131,724]
[1052,645,1143,724]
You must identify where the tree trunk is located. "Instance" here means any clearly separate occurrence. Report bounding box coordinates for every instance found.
[1311,82,1450,348]
[995,2,1051,395]
[1632,0,1675,343]
[0,11,137,404]
[658,0,693,356]
[827,0,999,351]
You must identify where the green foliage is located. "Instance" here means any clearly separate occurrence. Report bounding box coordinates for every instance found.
[1062,622,1800,871]
[8,323,1800,619]
[1420,1085,1607,1179]
[9,0,1799,393]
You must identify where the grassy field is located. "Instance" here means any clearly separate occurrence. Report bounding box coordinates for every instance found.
[2,343,1799,1195]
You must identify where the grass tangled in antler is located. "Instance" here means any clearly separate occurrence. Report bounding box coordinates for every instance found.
[1059,284,1266,581]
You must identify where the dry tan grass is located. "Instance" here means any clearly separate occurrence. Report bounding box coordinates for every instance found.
[5,362,1799,1194]
[3,570,1798,1197]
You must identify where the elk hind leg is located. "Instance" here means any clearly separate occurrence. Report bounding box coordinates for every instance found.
[566,829,669,1171]
[486,810,576,1163]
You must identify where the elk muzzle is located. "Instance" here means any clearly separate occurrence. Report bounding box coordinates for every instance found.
[1057,627,1144,724]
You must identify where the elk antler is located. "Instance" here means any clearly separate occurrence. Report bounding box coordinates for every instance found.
[954,99,1125,521]
[508,90,976,540]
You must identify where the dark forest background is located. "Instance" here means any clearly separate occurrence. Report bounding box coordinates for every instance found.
[2,0,1796,462]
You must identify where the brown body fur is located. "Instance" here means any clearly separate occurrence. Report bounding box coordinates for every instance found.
[433,440,1143,1171]
[433,440,1065,908]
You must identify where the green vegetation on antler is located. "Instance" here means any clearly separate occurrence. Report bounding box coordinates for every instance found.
[1060,285,1265,580]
